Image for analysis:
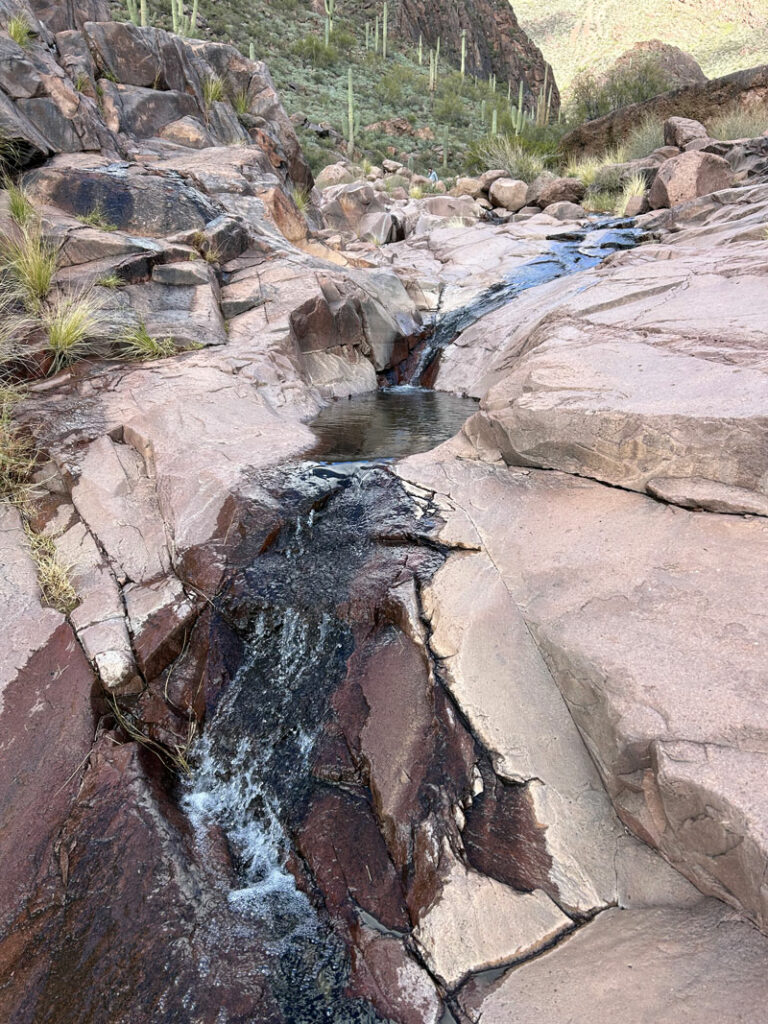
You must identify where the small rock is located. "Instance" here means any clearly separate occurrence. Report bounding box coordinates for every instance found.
[664,115,709,148]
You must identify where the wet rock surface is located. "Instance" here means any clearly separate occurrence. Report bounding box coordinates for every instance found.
[2,2,768,1021]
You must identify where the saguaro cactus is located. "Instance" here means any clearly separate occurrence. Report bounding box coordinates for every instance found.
[374,15,379,53]
[382,2,388,59]
[323,0,335,34]
[460,29,466,78]
[126,0,148,27]
[345,67,355,155]
[418,33,423,65]
[171,0,198,38]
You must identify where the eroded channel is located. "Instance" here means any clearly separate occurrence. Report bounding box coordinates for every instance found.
[179,220,642,1022]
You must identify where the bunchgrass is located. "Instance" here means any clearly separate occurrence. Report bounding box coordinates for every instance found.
[7,14,33,48]
[624,118,664,160]
[0,226,58,312]
[96,272,125,289]
[471,136,545,183]
[23,525,78,613]
[41,290,111,371]
[616,173,647,215]
[118,323,176,361]
[77,201,117,231]
[202,73,225,107]
[292,186,310,213]
[707,107,768,142]
[4,177,36,228]
[582,189,621,213]
[231,86,250,116]
[0,382,33,503]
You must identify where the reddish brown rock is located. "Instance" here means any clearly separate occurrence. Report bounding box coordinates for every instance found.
[648,149,735,207]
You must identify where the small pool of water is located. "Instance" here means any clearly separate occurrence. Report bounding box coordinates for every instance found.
[309,386,478,463]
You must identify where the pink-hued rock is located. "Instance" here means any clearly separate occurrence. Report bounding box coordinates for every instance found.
[648,149,734,207]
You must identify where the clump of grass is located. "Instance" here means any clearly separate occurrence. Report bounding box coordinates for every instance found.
[23,525,78,613]
[0,226,58,312]
[118,322,176,361]
[707,107,768,142]
[471,135,545,183]
[0,382,33,503]
[563,154,601,186]
[624,117,664,161]
[97,272,125,289]
[616,173,647,216]
[231,86,250,116]
[7,14,33,48]
[41,290,112,372]
[409,184,424,199]
[292,186,310,213]
[582,189,621,214]
[4,177,36,228]
[77,201,117,232]
[74,72,90,93]
[202,72,225,108]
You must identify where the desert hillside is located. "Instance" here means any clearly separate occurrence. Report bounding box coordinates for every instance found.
[514,0,768,93]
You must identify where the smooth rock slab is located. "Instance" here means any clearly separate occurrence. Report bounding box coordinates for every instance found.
[412,862,571,988]
[459,901,768,1024]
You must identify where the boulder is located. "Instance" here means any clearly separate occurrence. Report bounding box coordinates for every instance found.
[315,162,355,189]
[543,200,586,220]
[479,168,507,192]
[488,177,528,211]
[159,115,215,149]
[535,176,587,207]
[648,150,735,207]
[664,115,709,149]
[453,176,484,199]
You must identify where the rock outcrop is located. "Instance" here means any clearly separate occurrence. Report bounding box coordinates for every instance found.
[2,2,768,1022]
[397,0,559,111]
[561,62,768,157]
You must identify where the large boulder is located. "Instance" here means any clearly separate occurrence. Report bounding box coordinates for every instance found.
[536,176,587,207]
[315,161,356,189]
[488,177,528,211]
[664,115,710,149]
[648,149,734,207]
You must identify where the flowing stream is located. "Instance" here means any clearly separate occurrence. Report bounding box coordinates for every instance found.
[180,218,642,1021]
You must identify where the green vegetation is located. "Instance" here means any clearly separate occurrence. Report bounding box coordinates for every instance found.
[118,323,176,361]
[616,172,647,215]
[202,72,224,107]
[23,525,78,613]
[77,201,117,231]
[7,14,33,48]
[467,136,547,183]
[569,55,674,122]
[706,106,768,141]
[514,0,768,96]
[97,272,126,289]
[42,291,112,372]
[0,227,58,313]
[624,117,664,160]
[4,178,36,228]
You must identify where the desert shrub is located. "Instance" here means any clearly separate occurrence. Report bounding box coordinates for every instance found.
[582,188,621,213]
[434,91,466,126]
[707,106,768,141]
[467,135,546,182]
[291,35,338,68]
[332,28,355,50]
[569,56,674,122]
[624,117,664,160]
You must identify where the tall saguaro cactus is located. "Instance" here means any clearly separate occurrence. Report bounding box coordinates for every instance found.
[382,2,388,60]
[126,0,148,27]
[345,67,355,156]
[460,29,466,78]
[323,0,335,35]
[171,0,198,38]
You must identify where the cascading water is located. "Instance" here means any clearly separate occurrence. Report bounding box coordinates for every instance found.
[406,218,644,385]
[178,218,645,1021]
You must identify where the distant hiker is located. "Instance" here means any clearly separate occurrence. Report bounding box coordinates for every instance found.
[428,168,438,183]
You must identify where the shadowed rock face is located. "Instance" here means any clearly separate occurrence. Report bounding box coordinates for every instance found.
[397,0,559,111]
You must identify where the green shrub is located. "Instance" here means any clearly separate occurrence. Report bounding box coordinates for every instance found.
[624,117,664,160]
[291,35,338,68]
[569,56,674,123]
[467,135,546,183]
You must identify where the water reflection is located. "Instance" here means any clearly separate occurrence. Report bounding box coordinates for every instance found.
[309,386,478,463]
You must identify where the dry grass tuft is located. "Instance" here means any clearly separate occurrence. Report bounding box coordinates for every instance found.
[23,525,78,613]
[118,322,176,361]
